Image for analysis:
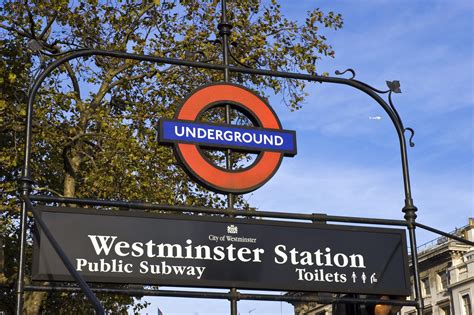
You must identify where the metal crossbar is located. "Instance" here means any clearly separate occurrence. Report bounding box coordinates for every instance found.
[24,285,418,307]
[29,195,409,226]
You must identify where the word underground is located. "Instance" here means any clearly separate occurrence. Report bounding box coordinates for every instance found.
[174,125,284,146]
[75,235,367,283]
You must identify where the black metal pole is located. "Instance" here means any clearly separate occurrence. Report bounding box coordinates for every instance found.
[219,2,238,315]
[415,222,474,246]
[218,0,234,209]
[15,201,29,315]
[29,195,412,226]
[407,222,423,314]
[15,59,37,314]
[24,285,418,307]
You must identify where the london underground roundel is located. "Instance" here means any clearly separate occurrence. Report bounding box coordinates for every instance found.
[158,83,297,194]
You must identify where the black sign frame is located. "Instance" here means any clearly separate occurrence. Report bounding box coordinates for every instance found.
[32,206,411,296]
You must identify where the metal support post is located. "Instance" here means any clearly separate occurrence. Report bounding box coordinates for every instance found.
[219,0,234,210]
[230,288,238,315]
[219,2,238,314]
[15,201,28,315]
[15,137,35,314]
[404,204,424,315]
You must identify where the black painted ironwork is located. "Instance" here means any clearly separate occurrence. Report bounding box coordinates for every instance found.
[15,50,420,314]
[28,195,409,226]
[415,222,474,246]
[219,2,238,313]
[23,285,418,307]
[20,197,104,314]
[13,0,467,314]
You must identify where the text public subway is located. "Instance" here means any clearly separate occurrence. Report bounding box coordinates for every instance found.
[75,235,367,283]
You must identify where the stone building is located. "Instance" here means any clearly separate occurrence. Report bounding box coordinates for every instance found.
[292,218,474,315]
[401,218,473,315]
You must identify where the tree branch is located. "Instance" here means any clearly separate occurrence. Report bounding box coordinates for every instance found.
[25,0,37,39]
[123,3,155,44]
[39,14,57,40]
[0,24,31,38]
[100,62,181,102]
[64,132,101,148]
[265,26,298,37]
[102,69,160,96]
[62,62,81,99]
[33,186,64,197]
[0,122,24,134]
[80,150,98,170]
[89,60,139,108]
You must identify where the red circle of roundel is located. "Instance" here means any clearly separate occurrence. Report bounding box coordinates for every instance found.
[174,83,283,194]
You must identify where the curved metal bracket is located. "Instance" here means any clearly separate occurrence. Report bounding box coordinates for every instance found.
[405,128,415,147]
[335,68,356,79]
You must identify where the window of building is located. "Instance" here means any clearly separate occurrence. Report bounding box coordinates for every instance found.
[423,307,433,315]
[462,294,472,315]
[437,271,448,291]
[422,277,431,297]
[439,303,451,315]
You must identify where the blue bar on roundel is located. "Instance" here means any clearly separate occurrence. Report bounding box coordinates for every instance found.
[159,119,297,156]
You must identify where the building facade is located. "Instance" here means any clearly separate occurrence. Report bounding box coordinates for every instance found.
[293,218,474,315]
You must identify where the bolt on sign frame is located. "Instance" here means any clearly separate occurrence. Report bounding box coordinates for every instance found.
[13,1,474,315]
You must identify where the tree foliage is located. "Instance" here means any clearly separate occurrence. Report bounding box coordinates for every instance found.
[0,0,342,313]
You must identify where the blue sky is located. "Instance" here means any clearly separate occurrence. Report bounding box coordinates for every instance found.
[142,1,473,314]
